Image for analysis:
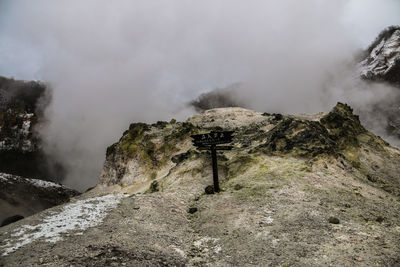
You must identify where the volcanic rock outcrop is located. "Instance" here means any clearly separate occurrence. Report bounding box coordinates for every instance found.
[1,104,399,266]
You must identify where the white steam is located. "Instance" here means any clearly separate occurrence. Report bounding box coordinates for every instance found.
[0,0,399,190]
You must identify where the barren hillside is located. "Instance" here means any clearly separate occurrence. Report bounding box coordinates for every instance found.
[1,104,399,266]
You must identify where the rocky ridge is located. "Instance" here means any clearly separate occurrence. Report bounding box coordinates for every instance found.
[1,104,399,266]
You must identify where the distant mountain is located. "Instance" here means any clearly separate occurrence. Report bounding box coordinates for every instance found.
[0,76,65,180]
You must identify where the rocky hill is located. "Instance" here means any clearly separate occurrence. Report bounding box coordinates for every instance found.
[1,104,399,266]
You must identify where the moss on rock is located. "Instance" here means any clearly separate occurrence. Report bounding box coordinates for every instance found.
[320,103,366,150]
[254,118,335,157]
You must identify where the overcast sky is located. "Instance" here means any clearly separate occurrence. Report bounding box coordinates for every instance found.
[0,0,399,189]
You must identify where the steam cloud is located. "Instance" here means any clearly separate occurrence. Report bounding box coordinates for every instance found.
[0,0,399,190]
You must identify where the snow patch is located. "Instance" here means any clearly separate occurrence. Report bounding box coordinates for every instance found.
[264,216,274,224]
[27,178,62,188]
[0,112,35,152]
[1,194,126,256]
[0,173,10,183]
[21,120,31,136]
[0,173,62,188]
[0,141,6,150]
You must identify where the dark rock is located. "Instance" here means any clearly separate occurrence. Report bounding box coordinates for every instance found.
[147,181,159,193]
[188,207,198,214]
[367,175,377,182]
[328,217,340,224]
[152,121,168,129]
[272,113,283,121]
[255,117,335,157]
[171,151,196,164]
[105,143,117,158]
[1,215,24,227]
[234,184,243,191]
[205,185,214,195]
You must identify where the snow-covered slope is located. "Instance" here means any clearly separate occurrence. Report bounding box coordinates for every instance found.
[359,26,400,84]
[0,172,79,225]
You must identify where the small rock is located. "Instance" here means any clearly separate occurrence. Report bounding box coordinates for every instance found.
[367,175,377,182]
[272,113,283,121]
[328,217,340,224]
[188,207,198,214]
[376,216,384,223]
[205,185,214,195]
[233,184,243,190]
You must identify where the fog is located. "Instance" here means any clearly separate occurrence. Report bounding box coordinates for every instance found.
[0,0,399,190]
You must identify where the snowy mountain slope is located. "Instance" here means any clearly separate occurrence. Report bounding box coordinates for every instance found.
[359,26,400,84]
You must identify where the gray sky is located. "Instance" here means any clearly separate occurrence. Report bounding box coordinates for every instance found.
[0,0,399,190]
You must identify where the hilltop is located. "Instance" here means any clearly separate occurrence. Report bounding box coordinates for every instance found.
[1,103,399,266]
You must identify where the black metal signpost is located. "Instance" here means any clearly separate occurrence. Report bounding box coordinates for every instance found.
[191,131,234,192]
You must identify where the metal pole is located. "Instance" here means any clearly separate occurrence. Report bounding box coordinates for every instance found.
[211,145,220,192]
